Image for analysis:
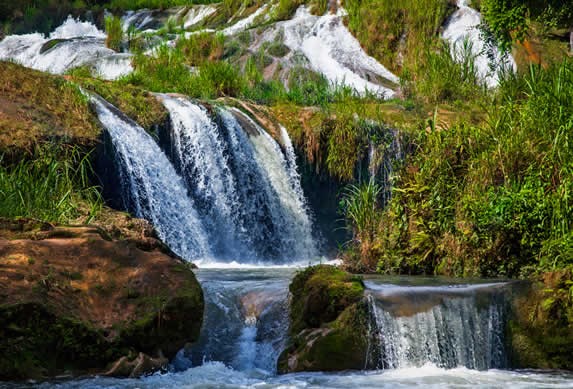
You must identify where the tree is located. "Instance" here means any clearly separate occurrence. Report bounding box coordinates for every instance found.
[481,0,573,54]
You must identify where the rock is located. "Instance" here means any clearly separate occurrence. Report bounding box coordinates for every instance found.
[0,220,204,380]
[278,265,369,373]
[506,271,573,370]
[104,352,168,378]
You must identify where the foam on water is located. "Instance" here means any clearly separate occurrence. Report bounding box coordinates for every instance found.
[33,361,573,388]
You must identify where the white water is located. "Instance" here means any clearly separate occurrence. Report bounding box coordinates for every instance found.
[0,16,133,80]
[442,0,516,87]
[91,96,211,260]
[184,5,217,29]
[158,95,316,263]
[37,363,573,388]
[122,9,156,32]
[366,291,507,370]
[275,6,399,97]
[222,4,270,36]
[366,124,405,206]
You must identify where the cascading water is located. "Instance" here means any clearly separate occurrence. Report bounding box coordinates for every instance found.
[365,282,508,371]
[173,269,291,373]
[0,16,133,80]
[91,95,211,260]
[367,125,405,207]
[260,6,400,98]
[442,0,516,87]
[158,95,316,263]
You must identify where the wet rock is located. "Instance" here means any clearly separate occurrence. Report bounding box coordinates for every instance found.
[278,265,369,373]
[506,272,573,370]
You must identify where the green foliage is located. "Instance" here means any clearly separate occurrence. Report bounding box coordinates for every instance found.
[105,15,123,52]
[481,0,573,53]
[0,146,102,224]
[106,0,220,10]
[176,32,225,65]
[271,0,304,21]
[406,39,485,104]
[342,179,382,246]
[344,0,452,72]
[481,0,528,52]
[378,59,573,278]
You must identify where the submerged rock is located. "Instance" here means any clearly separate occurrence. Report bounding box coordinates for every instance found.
[0,219,204,380]
[278,265,369,372]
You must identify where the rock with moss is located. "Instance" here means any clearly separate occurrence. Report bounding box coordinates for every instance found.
[0,219,203,380]
[506,270,573,370]
[277,265,370,373]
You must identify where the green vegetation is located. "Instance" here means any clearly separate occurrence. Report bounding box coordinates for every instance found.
[105,15,123,52]
[0,146,102,224]
[375,60,573,278]
[340,180,382,271]
[480,0,573,53]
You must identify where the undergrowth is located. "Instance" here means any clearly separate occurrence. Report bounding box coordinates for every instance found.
[0,146,102,223]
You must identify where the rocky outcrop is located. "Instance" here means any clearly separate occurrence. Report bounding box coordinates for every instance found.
[507,270,573,370]
[0,218,203,380]
[277,265,369,373]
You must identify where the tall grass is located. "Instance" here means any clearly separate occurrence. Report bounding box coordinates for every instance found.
[0,146,102,223]
[344,0,452,72]
[405,38,485,104]
[341,179,383,271]
[105,15,123,52]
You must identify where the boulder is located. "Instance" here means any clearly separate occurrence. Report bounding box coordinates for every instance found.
[278,265,369,373]
[0,219,204,380]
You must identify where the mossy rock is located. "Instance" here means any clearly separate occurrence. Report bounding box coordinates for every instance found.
[289,265,364,335]
[40,38,69,54]
[278,265,368,373]
[0,225,204,380]
[278,301,370,373]
[506,277,573,370]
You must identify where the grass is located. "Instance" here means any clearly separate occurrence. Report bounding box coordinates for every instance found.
[344,0,454,73]
[0,62,99,157]
[105,15,123,52]
[0,145,102,224]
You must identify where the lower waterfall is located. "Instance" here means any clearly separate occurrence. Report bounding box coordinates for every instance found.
[365,282,508,371]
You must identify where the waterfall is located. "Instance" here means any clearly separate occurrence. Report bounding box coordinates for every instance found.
[180,269,291,373]
[442,0,516,87]
[159,95,317,263]
[0,16,133,80]
[91,95,211,260]
[366,283,508,370]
